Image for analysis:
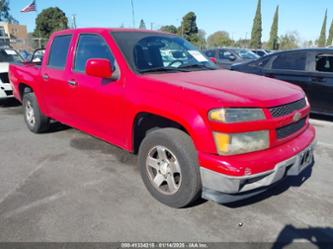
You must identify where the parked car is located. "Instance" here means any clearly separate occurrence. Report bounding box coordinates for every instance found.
[0,46,23,99]
[231,48,333,116]
[9,28,316,208]
[252,49,270,57]
[19,50,32,61]
[204,48,259,69]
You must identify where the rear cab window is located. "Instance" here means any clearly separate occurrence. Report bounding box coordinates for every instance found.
[47,35,72,69]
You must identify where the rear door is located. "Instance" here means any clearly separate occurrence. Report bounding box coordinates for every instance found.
[263,51,312,97]
[41,34,73,121]
[307,52,333,114]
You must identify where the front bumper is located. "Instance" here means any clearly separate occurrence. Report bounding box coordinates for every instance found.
[0,83,13,98]
[200,126,316,203]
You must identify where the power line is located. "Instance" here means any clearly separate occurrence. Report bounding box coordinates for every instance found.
[130,0,135,28]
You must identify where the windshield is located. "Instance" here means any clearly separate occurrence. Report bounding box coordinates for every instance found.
[111,31,217,73]
[234,49,259,60]
[0,48,23,63]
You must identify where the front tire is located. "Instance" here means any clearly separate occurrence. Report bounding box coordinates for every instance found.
[138,128,202,208]
[23,92,49,133]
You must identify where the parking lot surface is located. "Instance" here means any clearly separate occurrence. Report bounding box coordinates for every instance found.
[0,99,332,243]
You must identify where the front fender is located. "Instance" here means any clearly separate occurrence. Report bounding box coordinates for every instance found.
[127,90,216,154]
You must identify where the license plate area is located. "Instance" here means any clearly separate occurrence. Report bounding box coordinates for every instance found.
[300,148,313,166]
[286,146,314,176]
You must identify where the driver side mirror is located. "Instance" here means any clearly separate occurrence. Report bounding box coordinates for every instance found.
[85,58,113,78]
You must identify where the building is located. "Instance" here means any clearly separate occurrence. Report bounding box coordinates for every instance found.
[0,26,10,47]
[0,22,28,51]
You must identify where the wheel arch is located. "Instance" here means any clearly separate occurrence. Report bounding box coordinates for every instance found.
[131,111,214,155]
[18,82,33,100]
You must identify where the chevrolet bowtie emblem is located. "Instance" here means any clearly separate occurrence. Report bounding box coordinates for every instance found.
[293,112,302,122]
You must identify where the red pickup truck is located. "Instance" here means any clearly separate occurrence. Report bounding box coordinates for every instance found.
[9,28,316,208]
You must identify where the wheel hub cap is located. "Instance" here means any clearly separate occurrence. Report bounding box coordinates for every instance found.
[159,161,170,176]
[25,100,35,126]
[146,145,182,195]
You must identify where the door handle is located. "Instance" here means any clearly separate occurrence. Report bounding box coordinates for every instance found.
[42,74,49,80]
[67,80,77,86]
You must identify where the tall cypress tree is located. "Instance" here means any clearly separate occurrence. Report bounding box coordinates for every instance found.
[327,18,333,46]
[250,0,262,49]
[318,9,327,47]
[139,19,146,29]
[267,6,279,50]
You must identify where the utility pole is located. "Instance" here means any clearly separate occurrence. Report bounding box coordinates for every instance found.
[150,22,154,30]
[72,14,77,29]
[130,0,135,28]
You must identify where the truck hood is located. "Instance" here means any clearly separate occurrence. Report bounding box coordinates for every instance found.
[145,69,304,108]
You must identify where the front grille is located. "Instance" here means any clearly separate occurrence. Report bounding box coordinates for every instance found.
[0,73,9,83]
[276,118,307,139]
[4,90,13,96]
[270,98,306,118]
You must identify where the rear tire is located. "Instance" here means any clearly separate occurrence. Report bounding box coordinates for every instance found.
[138,128,202,208]
[23,92,49,133]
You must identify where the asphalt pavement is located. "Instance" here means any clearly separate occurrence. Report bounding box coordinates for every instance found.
[0,98,332,243]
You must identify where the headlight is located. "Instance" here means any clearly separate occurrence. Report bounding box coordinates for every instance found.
[213,130,269,155]
[209,108,265,123]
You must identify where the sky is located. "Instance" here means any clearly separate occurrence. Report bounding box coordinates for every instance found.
[9,0,333,42]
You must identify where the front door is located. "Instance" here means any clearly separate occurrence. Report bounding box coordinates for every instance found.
[263,51,312,98]
[66,33,125,145]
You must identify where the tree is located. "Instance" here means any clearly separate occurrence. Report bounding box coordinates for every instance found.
[317,9,327,47]
[234,39,251,48]
[327,19,333,46]
[207,31,234,48]
[267,6,279,50]
[0,0,17,23]
[179,11,199,43]
[250,0,262,48]
[160,25,178,34]
[193,29,207,49]
[302,40,314,48]
[139,19,146,29]
[279,31,300,50]
[33,7,68,38]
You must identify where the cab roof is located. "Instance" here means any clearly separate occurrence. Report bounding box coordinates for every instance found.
[52,27,169,36]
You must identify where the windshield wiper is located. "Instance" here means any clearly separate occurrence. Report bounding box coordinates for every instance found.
[138,67,190,74]
[178,63,217,70]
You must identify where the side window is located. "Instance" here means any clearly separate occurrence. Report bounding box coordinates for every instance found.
[316,54,333,73]
[205,50,215,58]
[47,35,72,69]
[272,52,307,71]
[218,50,233,60]
[74,34,115,73]
[249,57,271,68]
